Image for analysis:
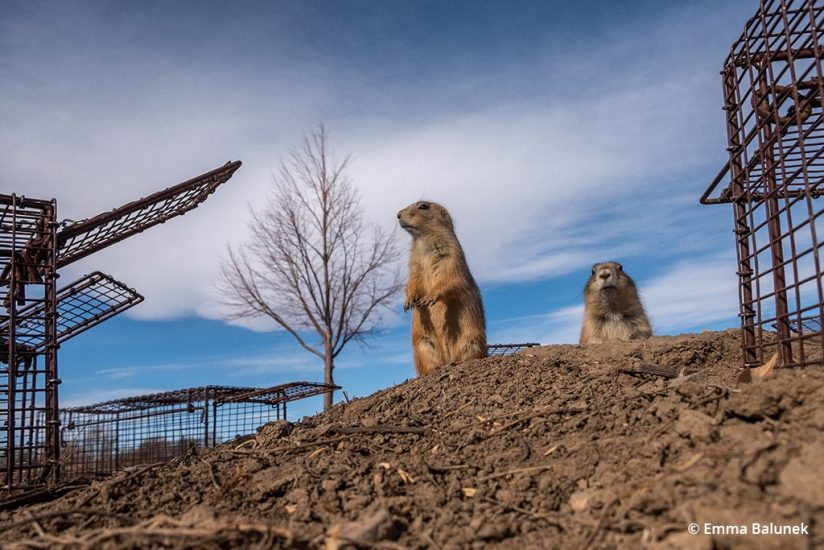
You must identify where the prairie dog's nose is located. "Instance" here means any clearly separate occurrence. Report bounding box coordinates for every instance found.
[598,270,611,280]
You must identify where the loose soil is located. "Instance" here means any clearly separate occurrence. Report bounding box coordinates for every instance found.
[1,329,823,549]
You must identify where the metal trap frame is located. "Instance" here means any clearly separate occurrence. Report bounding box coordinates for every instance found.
[59,382,338,480]
[701,0,824,369]
[1,161,241,492]
[0,194,59,488]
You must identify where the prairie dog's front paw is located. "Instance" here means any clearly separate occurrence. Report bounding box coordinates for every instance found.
[405,294,438,310]
[413,295,437,308]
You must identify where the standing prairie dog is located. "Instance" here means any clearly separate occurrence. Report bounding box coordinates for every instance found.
[580,262,652,345]
[397,200,487,376]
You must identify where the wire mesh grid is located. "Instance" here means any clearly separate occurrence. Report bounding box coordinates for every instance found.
[0,272,143,353]
[60,382,337,480]
[60,404,208,479]
[55,161,241,268]
[213,400,285,446]
[0,194,60,490]
[702,0,824,368]
[486,343,541,356]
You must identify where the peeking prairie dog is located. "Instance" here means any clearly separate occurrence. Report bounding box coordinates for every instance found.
[580,262,652,345]
[397,200,487,376]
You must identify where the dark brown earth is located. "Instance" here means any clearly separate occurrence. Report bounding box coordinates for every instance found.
[1,329,823,549]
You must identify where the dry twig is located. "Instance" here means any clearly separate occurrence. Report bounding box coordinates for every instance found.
[0,508,137,535]
[481,497,566,530]
[326,425,426,435]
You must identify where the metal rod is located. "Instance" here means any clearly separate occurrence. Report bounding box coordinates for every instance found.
[43,199,59,486]
[55,161,241,268]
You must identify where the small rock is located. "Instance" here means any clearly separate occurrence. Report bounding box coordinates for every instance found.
[674,409,714,442]
[568,491,591,513]
[333,508,392,545]
[727,392,782,420]
[807,408,824,431]
[477,522,511,540]
[778,441,824,507]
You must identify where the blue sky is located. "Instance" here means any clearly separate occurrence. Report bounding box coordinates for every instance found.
[2,0,756,418]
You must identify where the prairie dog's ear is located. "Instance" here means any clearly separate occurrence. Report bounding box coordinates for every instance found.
[437,204,454,230]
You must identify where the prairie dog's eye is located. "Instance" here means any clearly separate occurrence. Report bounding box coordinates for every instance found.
[617,264,623,272]
[592,266,597,274]
[418,203,430,210]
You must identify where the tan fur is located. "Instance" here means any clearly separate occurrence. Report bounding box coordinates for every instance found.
[397,200,487,376]
[580,261,652,345]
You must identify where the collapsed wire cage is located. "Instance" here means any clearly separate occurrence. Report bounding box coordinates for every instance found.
[702,0,824,368]
[59,382,338,480]
[0,265,144,490]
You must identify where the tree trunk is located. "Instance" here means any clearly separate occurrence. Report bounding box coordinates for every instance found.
[323,331,334,411]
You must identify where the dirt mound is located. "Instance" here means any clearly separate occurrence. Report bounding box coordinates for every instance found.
[2,329,823,549]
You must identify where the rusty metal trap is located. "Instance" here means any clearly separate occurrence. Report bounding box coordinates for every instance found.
[702,0,824,369]
[1,161,241,493]
[59,382,338,480]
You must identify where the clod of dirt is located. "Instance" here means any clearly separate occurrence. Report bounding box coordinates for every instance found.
[778,441,824,507]
[1,329,822,549]
[674,409,715,442]
[326,508,396,548]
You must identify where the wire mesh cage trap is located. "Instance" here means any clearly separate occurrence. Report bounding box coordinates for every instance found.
[702,0,824,369]
[59,382,337,480]
[1,161,241,494]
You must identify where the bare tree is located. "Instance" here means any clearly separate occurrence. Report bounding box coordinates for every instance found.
[218,125,402,410]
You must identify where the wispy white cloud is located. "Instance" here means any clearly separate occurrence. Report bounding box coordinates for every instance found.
[91,350,326,380]
[335,335,413,371]
[491,306,584,346]
[349,69,730,285]
[60,388,168,409]
[644,255,739,332]
[95,362,194,380]
[223,352,321,377]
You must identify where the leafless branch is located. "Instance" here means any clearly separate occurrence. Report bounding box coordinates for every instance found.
[218,124,402,409]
